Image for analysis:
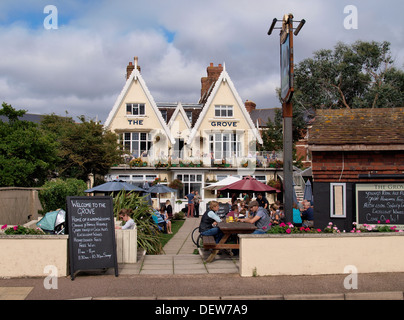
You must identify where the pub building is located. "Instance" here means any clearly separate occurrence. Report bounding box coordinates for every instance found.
[104,58,283,210]
[308,108,404,230]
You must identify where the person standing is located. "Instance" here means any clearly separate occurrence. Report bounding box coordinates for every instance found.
[185,190,195,218]
[193,191,201,218]
[256,193,269,210]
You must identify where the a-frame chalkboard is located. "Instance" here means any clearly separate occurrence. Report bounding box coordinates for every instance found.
[67,196,118,280]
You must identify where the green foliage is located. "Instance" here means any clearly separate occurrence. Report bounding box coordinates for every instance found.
[0,102,59,187]
[294,40,404,110]
[113,190,163,254]
[41,114,123,181]
[1,224,45,235]
[39,178,87,213]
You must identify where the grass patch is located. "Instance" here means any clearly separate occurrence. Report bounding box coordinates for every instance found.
[159,219,185,248]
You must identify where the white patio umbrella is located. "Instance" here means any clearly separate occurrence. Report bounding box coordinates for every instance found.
[204,176,242,190]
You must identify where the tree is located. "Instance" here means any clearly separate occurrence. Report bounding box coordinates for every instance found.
[0,102,59,187]
[294,40,404,110]
[38,178,87,213]
[41,114,122,181]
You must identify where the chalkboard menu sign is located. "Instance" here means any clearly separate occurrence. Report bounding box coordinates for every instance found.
[205,202,230,218]
[67,196,118,280]
[356,184,404,225]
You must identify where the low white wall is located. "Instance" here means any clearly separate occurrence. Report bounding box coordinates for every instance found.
[0,235,68,278]
[239,233,404,277]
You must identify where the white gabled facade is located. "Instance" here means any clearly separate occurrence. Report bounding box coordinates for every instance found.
[104,58,279,209]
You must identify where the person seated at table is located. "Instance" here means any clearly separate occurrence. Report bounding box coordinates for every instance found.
[269,204,279,225]
[239,200,270,234]
[199,201,223,243]
[292,202,302,227]
[116,208,136,230]
[301,200,314,228]
[226,204,239,219]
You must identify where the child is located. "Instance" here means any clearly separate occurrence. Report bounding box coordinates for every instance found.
[160,206,172,234]
[226,204,240,219]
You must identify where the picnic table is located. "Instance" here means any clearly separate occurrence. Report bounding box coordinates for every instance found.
[203,221,257,263]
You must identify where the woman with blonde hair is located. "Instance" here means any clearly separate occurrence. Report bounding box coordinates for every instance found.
[198,201,223,243]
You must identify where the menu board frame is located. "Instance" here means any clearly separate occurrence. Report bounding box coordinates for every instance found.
[66,196,118,280]
[356,183,404,227]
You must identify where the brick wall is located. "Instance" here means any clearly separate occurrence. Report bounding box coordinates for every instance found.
[312,150,404,182]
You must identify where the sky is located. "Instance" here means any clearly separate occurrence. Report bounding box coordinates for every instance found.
[0,0,403,123]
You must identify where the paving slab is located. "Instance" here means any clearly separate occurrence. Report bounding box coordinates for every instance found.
[345,291,404,300]
[0,287,33,300]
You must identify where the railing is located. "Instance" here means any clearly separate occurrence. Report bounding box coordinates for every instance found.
[116,151,283,169]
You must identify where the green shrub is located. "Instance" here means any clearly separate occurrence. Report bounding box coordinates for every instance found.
[39,178,87,213]
[113,190,163,254]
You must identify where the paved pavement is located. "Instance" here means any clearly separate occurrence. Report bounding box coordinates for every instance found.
[1,216,404,301]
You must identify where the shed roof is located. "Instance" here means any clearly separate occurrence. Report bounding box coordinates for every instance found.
[308,108,404,149]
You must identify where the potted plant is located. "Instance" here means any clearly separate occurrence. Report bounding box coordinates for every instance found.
[169,179,183,190]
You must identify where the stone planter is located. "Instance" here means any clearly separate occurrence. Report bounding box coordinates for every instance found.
[0,235,68,278]
[239,232,404,277]
[115,227,138,264]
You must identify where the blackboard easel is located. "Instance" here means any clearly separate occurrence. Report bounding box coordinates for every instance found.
[67,196,118,280]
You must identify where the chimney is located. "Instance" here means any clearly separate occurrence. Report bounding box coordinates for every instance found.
[245,100,256,113]
[200,63,223,103]
[126,56,141,80]
[126,62,134,80]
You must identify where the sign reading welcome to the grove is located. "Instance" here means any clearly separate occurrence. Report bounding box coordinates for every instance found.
[356,184,404,226]
[67,196,118,280]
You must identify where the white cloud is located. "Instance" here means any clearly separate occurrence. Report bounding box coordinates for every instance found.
[0,0,403,122]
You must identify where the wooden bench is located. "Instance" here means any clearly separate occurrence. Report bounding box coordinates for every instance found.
[202,236,216,249]
[202,222,257,263]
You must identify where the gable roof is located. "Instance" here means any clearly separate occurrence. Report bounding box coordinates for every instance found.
[167,102,192,129]
[104,65,175,144]
[187,67,263,144]
[309,107,404,150]
[250,108,279,127]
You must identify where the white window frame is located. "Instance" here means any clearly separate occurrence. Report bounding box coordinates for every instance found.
[126,103,146,116]
[330,183,346,218]
[215,105,233,118]
[123,132,152,157]
[209,132,241,160]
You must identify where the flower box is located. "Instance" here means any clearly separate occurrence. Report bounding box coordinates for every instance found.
[0,234,69,278]
[238,232,404,277]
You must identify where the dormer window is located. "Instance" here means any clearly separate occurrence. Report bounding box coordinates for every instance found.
[215,105,233,117]
[127,103,145,116]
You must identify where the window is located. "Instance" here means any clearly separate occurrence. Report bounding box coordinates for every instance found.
[123,132,152,157]
[186,111,192,123]
[330,183,346,218]
[176,174,202,199]
[209,133,241,160]
[126,103,145,116]
[215,105,233,117]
